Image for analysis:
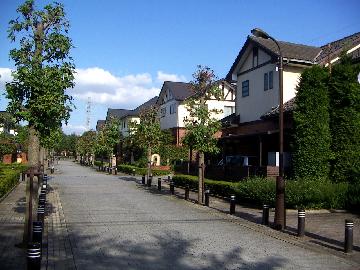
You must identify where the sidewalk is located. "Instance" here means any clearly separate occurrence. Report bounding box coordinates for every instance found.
[148,176,360,264]
[0,181,27,269]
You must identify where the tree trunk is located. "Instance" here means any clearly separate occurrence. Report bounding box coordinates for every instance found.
[198,151,205,204]
[28,126,40,167]
[147,147,152,179]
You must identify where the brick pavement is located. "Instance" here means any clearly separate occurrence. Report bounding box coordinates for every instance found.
[1,161,359,269]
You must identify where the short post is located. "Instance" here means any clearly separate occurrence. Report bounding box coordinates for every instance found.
[167,175,171,182]
[22,172,25,181]
[32,221,43,248]
[147,174,152,187]
[185,185,189,200]
[132,169,136,176]
[262,204,269,226]
[297,209,305,237]
[170,181,175,195]
[37,204,45,225]
[158,178,161,191]
[142,175,145,185]
[27,242,41,270]
[205,189,210,207]
[50,166,54,174]
[230,195,236,215]
[345,219,354,253]
[114,167,118,175]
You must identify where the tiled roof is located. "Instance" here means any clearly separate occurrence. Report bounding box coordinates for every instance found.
[261,98,296,119]
[250,36,321,62]
[316,32,360,64]
[221,113,239,127]
[106,109,131,121]
[163,81,193,101]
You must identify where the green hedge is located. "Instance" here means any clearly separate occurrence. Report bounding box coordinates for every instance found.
[117,164,171,176]
[0,164,28,198]
[173,174,351,209]
[94,160,109,167]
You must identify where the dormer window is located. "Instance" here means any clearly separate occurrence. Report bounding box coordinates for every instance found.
[253,47,258,67]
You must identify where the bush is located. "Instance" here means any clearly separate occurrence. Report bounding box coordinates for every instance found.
[347,181,360,210]
[117,164,170,176]
[173,174,350,209]
[0,163,28,198]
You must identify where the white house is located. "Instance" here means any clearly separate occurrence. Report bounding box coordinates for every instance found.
[220,31,360,174]
[156,80,236,145]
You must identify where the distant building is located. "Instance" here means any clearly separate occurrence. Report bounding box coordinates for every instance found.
[96,120,105,132]
[156,81,236,145]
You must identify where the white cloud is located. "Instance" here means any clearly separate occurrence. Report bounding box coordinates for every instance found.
[62,123,88,135]
[72,67,158,108]
[157,71,186,83]
[0,68,13,90]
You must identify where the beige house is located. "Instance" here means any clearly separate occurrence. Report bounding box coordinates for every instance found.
[156,81,236,145]
[220,31,360,177]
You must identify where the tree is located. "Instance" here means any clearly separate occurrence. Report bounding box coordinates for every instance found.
[6,0,75,166]
[328,56,360,183]
[293,65,331,181]
[183,65,222,204]
[94,117,121,165]
[133,106,163,178]
[76,131,96,162]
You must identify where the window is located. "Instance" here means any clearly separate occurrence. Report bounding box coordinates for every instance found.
[170,104,176,114]
[252,47,258,67]
[242,80,249,97]
[269,71,273,89]
[160,107,166,118]
[224,106,235,117]
[264,71,273,91]
[264,73,268,91]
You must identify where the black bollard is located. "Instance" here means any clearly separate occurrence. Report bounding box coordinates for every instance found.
[115,167,118,175]
[167,175,171,182]
[147,175,152,187]
[297,209,306,237]
[32,221,43,248]
[22,172,25,181]
[158,178,162,191]
[185,185,189,200]
[37,204,45,224]
[50,166,54,174]
[230,195,236,215]
[27,242,41,270]
[39,194,46,206]
[142,175,146,185]
[205,190,210,206]
[170,182,175,195]
[262,204,270,226]
[345,219,354,253]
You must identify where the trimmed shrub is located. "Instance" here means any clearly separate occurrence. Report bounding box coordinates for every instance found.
[0,163,28,198]
[173,174,349,209]
[117,164,170,176]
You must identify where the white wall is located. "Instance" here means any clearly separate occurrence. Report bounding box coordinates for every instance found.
[236,47,303,123]
[120,116,139,137]
[159,100,179,129]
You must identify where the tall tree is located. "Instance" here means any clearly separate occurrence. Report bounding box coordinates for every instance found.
[6,0,75,166]
[293,65,331,181]
[76,130,96,161]
[94,117,121,164]
[328,56,360,183]
[183,65,222,204]
[133,106,163,178]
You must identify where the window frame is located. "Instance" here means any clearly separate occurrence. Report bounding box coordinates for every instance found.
[264,72,269,91]
[242,80,249,97]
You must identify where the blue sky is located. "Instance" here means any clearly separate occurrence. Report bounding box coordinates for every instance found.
[0,0,359,134]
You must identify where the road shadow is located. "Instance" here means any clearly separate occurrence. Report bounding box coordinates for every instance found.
[63,228,287,270]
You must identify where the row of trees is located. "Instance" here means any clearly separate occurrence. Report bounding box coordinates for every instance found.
[293,55,360,183]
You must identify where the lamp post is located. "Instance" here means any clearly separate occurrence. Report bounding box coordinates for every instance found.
[251,28,285,230]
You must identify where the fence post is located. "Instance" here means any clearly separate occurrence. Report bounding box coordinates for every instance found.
[158,178,161,191]
[142,175,146,185]
[170,182,175,195]
[27,242,41,270]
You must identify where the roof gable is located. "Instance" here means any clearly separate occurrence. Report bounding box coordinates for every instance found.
[157,81,193,105]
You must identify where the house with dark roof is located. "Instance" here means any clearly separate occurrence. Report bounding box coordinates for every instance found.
[156,81,236,145]
[104,96,158,138]
[221,31,360,176]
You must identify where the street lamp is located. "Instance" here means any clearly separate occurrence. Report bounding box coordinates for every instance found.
[251,28,285,230]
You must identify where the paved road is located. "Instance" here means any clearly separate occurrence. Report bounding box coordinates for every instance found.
[48,161,358,270]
